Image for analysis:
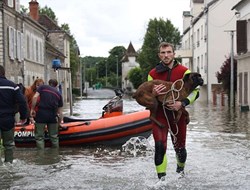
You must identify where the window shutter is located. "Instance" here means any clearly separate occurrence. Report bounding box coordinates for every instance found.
[7,0,14,8]
[40,41,44,64]
[14,28,16,59]
[15,0,20,12]
[21,33,24,61]
[17,31,21,62]
[8,26,14,60]
[236,20,247,54]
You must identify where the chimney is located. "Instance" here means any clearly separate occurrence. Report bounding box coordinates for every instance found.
[29,0,39,21]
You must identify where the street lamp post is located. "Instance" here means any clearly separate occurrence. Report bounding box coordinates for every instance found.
[105,60,107,87]
[80,57,83,99]
[96,62,99,79]
[83,61,87,97]
[115,55,118,88]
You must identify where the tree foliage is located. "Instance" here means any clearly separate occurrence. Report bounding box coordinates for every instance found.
[127,18,181,89]
[81,46,126,88]
[215,57,237,94]
[20,5,28,14]
[39,5,58,23]
[137,18,181,82]
[128,67,143,89]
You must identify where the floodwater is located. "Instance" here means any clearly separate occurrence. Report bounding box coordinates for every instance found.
[1,96,250,190]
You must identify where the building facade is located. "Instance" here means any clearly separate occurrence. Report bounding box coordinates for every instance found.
[0,0,72,106]
[176,0,240,105]
[232,0,250,111]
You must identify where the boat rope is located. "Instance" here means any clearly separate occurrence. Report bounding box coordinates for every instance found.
[161,79,184,145]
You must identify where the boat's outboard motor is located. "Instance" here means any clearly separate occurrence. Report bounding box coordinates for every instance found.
[101,89,124,118]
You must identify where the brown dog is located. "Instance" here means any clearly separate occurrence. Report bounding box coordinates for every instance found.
[132,72,204,128]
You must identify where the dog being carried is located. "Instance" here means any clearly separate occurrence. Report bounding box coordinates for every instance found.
[132,72,204,128]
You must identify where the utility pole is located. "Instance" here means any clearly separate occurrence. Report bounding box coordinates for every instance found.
[105,60,107,86]
[230,30,235,108]
[225,30,235,108]
[83,61,86,97]
[80,57,83,99]
[115,55,118,88]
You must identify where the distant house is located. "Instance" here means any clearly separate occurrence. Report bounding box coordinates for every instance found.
[232,0,250,111]
[121,42,139,93]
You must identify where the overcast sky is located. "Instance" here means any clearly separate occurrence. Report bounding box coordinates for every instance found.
[20,0,190,57]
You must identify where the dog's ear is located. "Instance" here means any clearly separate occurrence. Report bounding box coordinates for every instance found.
[183,73,191,82]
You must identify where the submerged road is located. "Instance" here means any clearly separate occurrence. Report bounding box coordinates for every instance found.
[84,88,117,99]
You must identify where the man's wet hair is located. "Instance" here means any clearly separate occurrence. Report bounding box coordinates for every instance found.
[158,42,175,52]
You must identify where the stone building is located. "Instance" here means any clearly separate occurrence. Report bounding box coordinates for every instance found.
[0,0,72,106]
[0,0,46,84]
[29,1,72,104]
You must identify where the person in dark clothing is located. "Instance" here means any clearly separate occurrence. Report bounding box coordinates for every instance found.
[0,65,28,163]
[30,79,63,149]
[148,42,200,180]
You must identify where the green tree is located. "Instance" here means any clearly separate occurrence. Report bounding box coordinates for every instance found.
[137,18,181,82]
[80,46,126,88]
[39,5,58,23]
[128,67,143,89]
[20,5,28,14]
[61,23,71,35]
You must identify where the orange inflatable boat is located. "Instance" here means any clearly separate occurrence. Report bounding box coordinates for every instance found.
[14,89,152,147]
[14,110,151,147]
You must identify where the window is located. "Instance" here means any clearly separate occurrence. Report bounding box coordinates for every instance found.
[239,72,242,104]
[21,33,24,61]
[201,25,203,40]
[7,0,14,8]
[26,34,30,59]
[237,20,247,54]
[35,39,39,62]
[201,54,203,70]
[243,72,248,105]
[40,41,43,64]
[15,0,20,12]
[197,56,200,73]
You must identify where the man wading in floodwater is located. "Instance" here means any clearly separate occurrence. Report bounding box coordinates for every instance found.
[148,42,200,181]
[0,65,28,163]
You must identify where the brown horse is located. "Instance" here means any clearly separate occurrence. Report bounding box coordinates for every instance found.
[25,78,44,110]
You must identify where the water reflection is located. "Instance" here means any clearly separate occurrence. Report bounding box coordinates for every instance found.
[188,102,250,138]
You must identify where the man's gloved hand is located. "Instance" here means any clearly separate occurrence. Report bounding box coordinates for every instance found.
[152,84,166,96]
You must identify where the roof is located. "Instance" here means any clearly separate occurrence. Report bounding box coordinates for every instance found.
[126,42,137,56]
[38,14,61,30]
[231,0,247,10]
[121,42,138,62]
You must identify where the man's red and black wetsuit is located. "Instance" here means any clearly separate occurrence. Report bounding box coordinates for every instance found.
[148,60,200,179]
